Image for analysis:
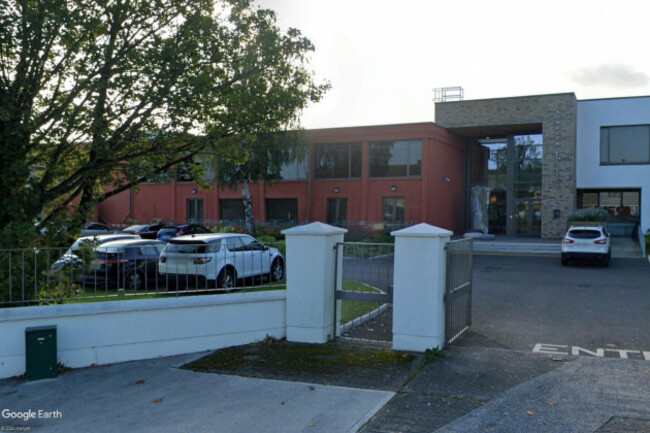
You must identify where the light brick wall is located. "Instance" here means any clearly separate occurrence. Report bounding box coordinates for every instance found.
[435,93,577,238]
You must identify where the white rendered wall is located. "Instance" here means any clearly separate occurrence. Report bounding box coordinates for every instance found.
[577,97,650,234]
[0,291,286,379]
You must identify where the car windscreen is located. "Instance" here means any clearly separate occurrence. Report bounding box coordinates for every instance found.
[165,241,221,254]
[568,229,601,239]
[66,238,101,255]
[124,225,146,232]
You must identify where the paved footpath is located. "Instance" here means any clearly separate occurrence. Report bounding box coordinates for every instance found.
[360,346,650,433]
[0,353,394,433]
[2,347,650,432]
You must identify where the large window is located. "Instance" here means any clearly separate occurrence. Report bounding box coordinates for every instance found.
[601,125,650,164]
[369,140,422,177]
[278,155,309,180]
[577,189,640,221]
[220,199,244,224]
[315,143,361,179]
[266,199,298,224]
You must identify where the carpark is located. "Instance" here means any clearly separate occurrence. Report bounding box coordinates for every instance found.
[459,254,650,357]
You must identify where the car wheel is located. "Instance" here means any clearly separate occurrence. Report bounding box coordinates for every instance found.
[217,268,236,291]
[270,258,285,282]
[125,270,145,291]
[561,258,568,266]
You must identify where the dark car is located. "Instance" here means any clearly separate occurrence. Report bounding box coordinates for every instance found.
[82,239,166,291]
[122,223,163,239]
[156,224,211,242]
[80,222,114,236]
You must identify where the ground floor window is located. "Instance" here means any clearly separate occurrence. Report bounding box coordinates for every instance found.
[326,198,348,226]
[383,197,406,229]
[266,199,298,225]
[220,199,245,224]
[187,199,204,223]
[577,189,640,222]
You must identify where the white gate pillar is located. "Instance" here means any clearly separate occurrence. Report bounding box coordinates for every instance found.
[391,223,452,352]
[282,222,347,344]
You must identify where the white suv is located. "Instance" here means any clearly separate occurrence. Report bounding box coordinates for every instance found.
[158,233,285,289]
[561,226,611,267]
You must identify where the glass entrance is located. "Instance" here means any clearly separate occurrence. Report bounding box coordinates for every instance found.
[514,135,543,236]
[517,199,542,236]
[472,133,543,237]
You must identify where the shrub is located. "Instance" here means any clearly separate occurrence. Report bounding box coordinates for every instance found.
[567,208,609,222]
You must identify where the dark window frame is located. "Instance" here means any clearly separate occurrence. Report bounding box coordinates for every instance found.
[600,124,650,165]
[383,197,406,226]
[187,198,204,223]
[265,198,299,224]
[220,199,245,224]
[314,142,362,179]
[368,139,422,178]
[326,198,348,226]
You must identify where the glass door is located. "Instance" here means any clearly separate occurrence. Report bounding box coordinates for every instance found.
[517,199,542,237]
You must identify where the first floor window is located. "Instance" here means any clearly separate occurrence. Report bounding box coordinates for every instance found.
[601,125,650,164]
[187,199,204,223]
[315,143,362,179]
[383,197,406,227]
[369,140,422,177]
[266,199,298,224]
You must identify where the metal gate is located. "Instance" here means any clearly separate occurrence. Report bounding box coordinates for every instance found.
[445,238,473,345]
[333,242,394,343]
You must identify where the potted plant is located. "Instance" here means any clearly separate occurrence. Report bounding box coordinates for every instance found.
[566,208,609,230]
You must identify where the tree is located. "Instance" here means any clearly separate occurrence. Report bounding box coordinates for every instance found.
[0,0,327,246]
[211,131,309,237]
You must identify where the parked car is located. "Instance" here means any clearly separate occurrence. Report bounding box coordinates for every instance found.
[158,233,285,289]
[156,223,211,242]
[83,239,166,291]
[53,233,141,269]
[561,225,611,266]
[122,223,163,239]
[80,222,115,236]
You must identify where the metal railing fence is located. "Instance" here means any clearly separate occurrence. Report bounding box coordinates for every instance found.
[334,242,394,342]
[444,238,473,345]
[0,242,286,307]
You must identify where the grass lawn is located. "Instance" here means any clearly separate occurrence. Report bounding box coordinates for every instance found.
[339,279,385,324]
[184,337,414,375]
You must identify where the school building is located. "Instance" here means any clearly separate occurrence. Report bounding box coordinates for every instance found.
[97,92,650,241]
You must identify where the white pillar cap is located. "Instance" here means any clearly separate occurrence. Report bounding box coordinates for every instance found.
[391,223,452,238]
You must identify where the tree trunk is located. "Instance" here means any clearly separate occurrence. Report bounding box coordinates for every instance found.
[241,177,257,237]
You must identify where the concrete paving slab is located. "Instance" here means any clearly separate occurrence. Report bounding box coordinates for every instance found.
[0,353,394,433]
[404,346,563,401]
[435,357,650,433]
[361,392,483,433]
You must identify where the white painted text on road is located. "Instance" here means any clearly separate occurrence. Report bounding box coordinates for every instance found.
[533,343,650,360]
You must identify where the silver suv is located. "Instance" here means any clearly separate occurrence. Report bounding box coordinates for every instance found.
[158,233,285,289]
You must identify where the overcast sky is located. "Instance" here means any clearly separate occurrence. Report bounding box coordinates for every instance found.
[258,0,650,129]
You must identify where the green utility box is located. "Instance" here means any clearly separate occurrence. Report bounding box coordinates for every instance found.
[25,325,58,381]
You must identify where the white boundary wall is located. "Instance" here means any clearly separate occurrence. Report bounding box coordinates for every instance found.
[0,291,286,379]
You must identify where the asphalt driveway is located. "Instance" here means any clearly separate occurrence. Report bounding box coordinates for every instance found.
[459,255,650,357]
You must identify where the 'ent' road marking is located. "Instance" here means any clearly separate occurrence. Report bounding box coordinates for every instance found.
[533,343,650,360]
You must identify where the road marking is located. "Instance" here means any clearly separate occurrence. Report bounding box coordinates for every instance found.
[533,343,650,361]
